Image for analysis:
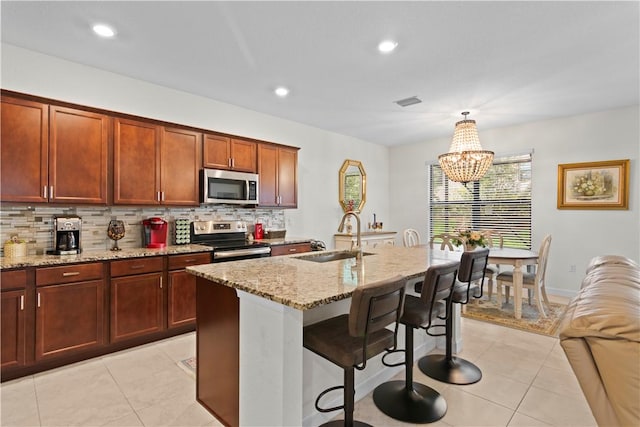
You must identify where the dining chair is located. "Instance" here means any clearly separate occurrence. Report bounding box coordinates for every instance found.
[403,228,421,247]
[480,229,504,299]
[428,233,456,251]
[496,234,552,317]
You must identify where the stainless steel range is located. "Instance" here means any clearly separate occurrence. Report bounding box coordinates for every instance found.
[190,220,271,262]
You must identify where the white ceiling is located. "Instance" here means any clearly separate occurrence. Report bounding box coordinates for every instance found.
[2,1,638,146]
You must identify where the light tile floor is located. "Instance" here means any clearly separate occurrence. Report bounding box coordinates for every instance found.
[1,314,595,427]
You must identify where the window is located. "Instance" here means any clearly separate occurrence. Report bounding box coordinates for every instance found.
[429,153,532,249]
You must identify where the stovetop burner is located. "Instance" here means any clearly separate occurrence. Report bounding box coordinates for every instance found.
[191,220,271,260]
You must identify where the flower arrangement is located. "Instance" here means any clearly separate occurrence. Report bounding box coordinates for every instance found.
[571,171,607,198]
[452,229,487,249]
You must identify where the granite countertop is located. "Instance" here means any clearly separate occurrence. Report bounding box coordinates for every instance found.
[253,237,312,246]
[0,244,214,269]
[0,237,314,270]
[187,245,454,310]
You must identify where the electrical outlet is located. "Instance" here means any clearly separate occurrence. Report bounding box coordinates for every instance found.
[569,265,576,273]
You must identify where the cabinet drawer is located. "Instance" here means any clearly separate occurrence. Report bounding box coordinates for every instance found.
[36,263,103,286]
[1,269,27,290]
[168,253,211,270]
[110,257,164,277]
[270,243,312,257]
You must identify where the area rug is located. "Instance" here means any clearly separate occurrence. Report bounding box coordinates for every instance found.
[178,357,196,378]
[462,296,567,337]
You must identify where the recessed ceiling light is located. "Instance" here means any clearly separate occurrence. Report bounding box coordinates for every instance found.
[274,87,289,98]
[378,40,398,53]
[92,24,116,38]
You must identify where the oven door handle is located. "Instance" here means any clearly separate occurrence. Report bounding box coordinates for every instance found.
[213,247,272,260]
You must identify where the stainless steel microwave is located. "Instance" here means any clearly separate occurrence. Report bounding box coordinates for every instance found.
[201,168,259,205]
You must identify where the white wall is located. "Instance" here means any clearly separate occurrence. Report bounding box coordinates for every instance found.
[389,106,640,296]
[1,44,390,248]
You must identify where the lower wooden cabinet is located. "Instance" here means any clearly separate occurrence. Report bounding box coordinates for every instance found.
[1,289,26,369]
[1,253,209,381]
[111,272,163,343]
[167,253,210,329]
[35,280,105,361]
[270,242,312,256]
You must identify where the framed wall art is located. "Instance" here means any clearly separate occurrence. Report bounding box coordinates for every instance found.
[557,159,630,209]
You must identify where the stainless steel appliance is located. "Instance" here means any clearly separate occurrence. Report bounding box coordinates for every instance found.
[201,168,259,205]
[191,220,271,262]
[50,215,82,255]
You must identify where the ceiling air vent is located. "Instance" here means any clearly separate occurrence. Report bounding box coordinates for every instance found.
[394,96,422,107]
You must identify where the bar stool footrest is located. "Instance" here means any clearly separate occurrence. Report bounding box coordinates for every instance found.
[319,421,373,427]
[372,380,447,423]
[418,354,482,385]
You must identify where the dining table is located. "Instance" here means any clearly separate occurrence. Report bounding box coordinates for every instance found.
[485,247,539,319]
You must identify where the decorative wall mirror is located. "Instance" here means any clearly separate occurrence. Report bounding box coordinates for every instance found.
[339,159,366,213]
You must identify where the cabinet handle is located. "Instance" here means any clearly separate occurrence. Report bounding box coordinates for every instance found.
[184,259,196,263]
[20,295,24,311]
[161,191,165,202]
[130,265,145,270]
[228,158,232,168]
[157,191,161,202]
[37,292,41,308]
[288,248,297,252]
[159,277,163,289]
[50,186,54,199]
[231,158,235,168]
[62,271,80,277]
[43,186,48,198]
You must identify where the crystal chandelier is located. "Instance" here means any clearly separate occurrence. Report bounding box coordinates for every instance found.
[438,112,494,183]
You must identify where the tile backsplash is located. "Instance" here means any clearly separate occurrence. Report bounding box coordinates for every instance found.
[0,205,284,256]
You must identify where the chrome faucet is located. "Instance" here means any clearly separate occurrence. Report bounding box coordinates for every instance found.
[338,211,362,259]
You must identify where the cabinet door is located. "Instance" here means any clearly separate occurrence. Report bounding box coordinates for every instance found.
[0,96,48,202]
[35,280,105,361]
[161,127,201,205]
[230,138,257,172]
[114,118,161,205]
[111,273,163,342]
[258,144,278,207]
[168,270,196,328]
[1,290,26,369]
[49,106,109,204]
[203,134,231,169]
[277,147,298,208]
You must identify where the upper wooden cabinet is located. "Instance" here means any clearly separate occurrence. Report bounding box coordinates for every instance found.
[1,96,48,203]
[49,106,109,204]
[1,97,109,204]
[114,119,201,206]
[258,144,298,208]
[203,134,256,173]
[161,127,201,205]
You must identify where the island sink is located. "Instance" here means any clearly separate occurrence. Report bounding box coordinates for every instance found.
[296,251,374,263]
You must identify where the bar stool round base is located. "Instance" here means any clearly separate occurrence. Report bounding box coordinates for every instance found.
[418,354,482,385]
[319,420,373,427]
[372,380,447,423]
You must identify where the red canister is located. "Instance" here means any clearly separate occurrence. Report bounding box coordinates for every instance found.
[254,223,264,240]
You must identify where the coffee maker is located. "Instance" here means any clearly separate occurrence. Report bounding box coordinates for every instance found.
[142,217,168,248]
[51,215,82,255]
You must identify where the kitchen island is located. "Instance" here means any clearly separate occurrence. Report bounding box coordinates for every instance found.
[186,245,461,427]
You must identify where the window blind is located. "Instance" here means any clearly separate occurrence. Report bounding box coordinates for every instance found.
[429,153,532,249]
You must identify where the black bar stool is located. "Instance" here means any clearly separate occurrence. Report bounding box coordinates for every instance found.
[418,248,489,385]
[372,262,460,423]
[303,275,406,427]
